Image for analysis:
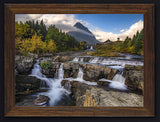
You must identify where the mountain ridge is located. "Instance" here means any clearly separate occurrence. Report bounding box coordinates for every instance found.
[67,22,99,44]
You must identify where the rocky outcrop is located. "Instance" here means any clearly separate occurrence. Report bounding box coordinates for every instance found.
[27,53,38,59]
[40,61,118,81]
[123,64,144,95]
[34,95,50,106]
[63,62,118,82]
[80,63,118,82]
[68,81,143,107]
[53,56,74,62]
[63,62,79,78]
[41,62,60,77]
[15,55,35,75]
[15,75,42,102]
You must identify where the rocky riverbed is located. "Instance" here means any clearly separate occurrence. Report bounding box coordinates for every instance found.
[15,51,144,107]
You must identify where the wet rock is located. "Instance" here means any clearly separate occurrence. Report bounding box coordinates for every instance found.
[97,81,110,87]
[63,62,79,78]
[53,56,74,62]
[15,75,42,102]
[15,55,35,75]
[39,53,53,57]
[41,62,60,77]
[80,63,118,82]
[27,53,38,59]
[82,57,92,62]
[123,64,144,95]
[40,61,118,81]
[34,95,50,106]
[61,80,69,86]
[70,81,143,107]
[63,62,118,82]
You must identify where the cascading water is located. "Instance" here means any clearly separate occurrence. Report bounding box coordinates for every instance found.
[29,60,53,88]
[29,61,70,106]
[99,71,127,91]
[109,72,127,90]
[72,57,79,62]
[80,58,84,62]
[77,67,83,80]
[90,45,93,50]
[64,66,97,86]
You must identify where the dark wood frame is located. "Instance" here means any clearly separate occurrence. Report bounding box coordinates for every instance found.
[4,4,155,117]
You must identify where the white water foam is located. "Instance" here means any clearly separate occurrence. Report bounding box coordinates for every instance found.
[64,67,97,86]
[29,61,70,106]
[99,73,127,91]
[90,46,93,50]
[72,57,79,62]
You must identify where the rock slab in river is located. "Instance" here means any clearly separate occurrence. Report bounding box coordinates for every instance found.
[69,81,143,107]
[40,61,118,81]
[63,62,118,82]
[34,95,50,106]
[123,64,144,95]
[15,75,42,102]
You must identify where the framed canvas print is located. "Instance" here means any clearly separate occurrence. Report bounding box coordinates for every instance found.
[4,4,155,117]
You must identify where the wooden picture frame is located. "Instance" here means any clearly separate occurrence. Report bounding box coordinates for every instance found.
[4,4,155,117]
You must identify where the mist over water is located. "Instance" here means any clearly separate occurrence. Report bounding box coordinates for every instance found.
[30,62,70,106]
[28,52,143,106]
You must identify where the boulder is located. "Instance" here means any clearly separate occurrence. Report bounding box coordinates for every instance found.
[70,81,143,107]
[15,55,35,75]
[79,63,118,82]
[123,64,144,95]
[34,95,50,106]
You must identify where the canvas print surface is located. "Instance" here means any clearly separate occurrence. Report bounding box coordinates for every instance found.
[15,14,144,107]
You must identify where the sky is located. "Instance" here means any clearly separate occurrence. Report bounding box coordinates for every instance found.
[15,14,143,42]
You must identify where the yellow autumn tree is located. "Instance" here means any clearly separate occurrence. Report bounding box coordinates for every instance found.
[47,39,57,53]
[16,33,47,55]
[30,33,44,54]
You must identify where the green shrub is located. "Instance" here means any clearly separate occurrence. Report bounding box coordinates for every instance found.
[40,62,51,69]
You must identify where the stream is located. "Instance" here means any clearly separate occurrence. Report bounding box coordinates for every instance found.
[17,52,143,106]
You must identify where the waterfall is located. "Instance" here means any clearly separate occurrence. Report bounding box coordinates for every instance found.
[99,72,127,91]
[29,61,53,88]
[80,58,84,62]
[64,66,97,86]
[29,61,70,106]
[90,46,93,50]
[76,67,97,85]
[72,57,79,62]
[89,57,99,63]
[55,63,64,80]
[77,67,83,80]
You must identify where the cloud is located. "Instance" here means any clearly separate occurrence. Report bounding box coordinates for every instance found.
[120,29,125,32]
[92,20,143,42]
[118,20,143,41]
[15,14,93,36]
[55,24,94,36]
[16,14,83,26]
[15,14,143,42]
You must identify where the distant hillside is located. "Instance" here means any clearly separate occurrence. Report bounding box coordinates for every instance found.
[68,22,99,44]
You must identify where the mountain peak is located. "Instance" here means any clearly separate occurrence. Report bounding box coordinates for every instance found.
[74,22,92,34]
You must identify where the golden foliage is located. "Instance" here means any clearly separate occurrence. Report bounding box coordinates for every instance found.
[15,33,57,55]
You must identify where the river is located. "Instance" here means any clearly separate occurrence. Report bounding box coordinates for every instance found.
[16,51,144,106]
